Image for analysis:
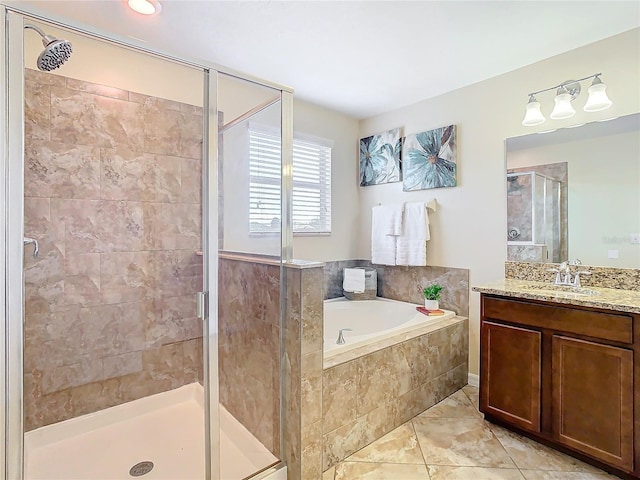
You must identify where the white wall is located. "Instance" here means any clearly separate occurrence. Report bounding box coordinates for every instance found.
[357,28,640,375]
[508,129,640,268]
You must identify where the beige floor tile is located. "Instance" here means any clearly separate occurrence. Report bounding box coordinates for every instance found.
[520,470,622,479]
[346,423,425,464]
[462,384,479,411]
[412,416,515,468]
[490,424,604,473]
[418,389,480,419]
[334,462,429,480]
[323,466,336,480]
[428,465,525,479]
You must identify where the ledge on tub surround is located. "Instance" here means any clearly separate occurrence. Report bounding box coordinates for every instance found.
[473,278,640,314]
[219,251,325,269]
[505,261,640,291]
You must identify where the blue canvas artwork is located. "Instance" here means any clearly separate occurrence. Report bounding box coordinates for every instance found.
[403,125,457,191]
[359,128,402,186]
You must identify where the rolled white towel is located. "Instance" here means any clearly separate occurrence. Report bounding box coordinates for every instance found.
[343,268,366,293]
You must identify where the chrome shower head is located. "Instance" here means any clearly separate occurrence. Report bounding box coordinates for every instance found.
[25,24,73,71]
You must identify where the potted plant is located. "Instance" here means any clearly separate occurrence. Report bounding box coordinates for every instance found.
[422,284,443,310]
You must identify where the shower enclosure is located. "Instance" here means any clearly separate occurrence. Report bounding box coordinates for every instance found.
[1,5,292,480]
[507,171,562,263]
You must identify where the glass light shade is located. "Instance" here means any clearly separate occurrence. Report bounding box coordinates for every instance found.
[522,98,545,126]
[550,93,576,120]
[127,0,161,15]
[584,82,612,112]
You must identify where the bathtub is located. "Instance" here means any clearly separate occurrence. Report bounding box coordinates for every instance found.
[323,297,456,361]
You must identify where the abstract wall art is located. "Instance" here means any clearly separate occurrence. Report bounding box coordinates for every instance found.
[359,127,402,186]
[403,125,457,191]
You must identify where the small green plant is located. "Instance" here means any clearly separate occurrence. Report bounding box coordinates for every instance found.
[422,284,443,300]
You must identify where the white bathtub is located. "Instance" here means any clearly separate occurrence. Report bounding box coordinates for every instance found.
[323,297,456,360]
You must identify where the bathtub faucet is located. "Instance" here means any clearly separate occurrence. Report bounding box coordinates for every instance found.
[337,328,352,345]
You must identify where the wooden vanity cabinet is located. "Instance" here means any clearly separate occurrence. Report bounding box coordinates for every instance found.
[480,294,638,479]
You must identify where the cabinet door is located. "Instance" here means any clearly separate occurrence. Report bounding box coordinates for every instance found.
[552,336,633,471]
[481,321,541,432]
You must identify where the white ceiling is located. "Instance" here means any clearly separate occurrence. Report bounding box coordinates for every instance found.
[11,0,640,119]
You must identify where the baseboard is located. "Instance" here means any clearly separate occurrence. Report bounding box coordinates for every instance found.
[467,372,479,387]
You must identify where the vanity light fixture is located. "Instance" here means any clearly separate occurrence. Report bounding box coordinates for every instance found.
[522,73,612,126]
[126,0,161,15]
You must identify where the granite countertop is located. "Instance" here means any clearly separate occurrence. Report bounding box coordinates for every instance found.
[473,279,640,314]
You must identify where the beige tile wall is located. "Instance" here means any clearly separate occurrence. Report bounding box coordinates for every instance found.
[283,264,325,480]
[23,68,204,431]
[218,256,281,456]
[322,318,469,471]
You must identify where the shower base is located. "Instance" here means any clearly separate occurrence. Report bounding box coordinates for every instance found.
[25,383,278,479]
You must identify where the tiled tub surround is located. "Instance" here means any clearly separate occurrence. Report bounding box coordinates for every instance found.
[218,254,282,456]
[23,68,204,431]
[505,261,640,291]
[322,316,469,471]
[323,260,469,317]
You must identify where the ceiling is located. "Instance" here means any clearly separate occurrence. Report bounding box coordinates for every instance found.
[11,0,640,119]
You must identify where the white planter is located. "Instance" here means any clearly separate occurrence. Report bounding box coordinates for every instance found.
[424,299,439,310]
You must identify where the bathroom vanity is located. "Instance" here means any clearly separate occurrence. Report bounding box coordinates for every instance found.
[474,279,640,479]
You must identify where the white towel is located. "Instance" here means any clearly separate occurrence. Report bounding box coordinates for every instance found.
[343,268,366,293]
[396,202,430,266]
[371,204,403,265]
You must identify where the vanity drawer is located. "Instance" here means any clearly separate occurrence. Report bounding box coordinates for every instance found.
[482,297,633,344]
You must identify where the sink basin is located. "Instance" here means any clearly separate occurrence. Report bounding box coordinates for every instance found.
[520,284,599,297]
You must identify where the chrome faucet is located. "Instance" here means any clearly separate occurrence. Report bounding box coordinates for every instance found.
[336,328,352,345]
[548,259,591,287]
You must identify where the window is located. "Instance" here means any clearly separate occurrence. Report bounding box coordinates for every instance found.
[249,127,332,234]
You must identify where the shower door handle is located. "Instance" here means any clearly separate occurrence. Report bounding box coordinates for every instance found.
[24,237,39,258]
[197,291,208,320]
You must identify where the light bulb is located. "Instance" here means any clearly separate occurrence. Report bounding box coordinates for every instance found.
[127,0,161,15]
[550,91,576,120]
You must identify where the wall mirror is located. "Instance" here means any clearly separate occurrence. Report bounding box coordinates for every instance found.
[505,113,640,269]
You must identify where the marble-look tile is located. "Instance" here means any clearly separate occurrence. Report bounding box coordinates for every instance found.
[462,384,480,411]
[50,86,144,151]
[301,266,324,354]
[25,81,51,141]
[143,100,203,158]
[334,462,429,480]
[346,423,424,464]
[180,157,202,204]
[519,471,619,479]
[301,350,323,427]
[418,389,480,418]
[152,202,201,250]
[64,253,101,306]
[182,338,203,384]
[301,420,323,480]
[355,344,412,416]
[24,231,65,314]
[489,424,604,473]
[323,467,335,480]
[154,154,183,203]
[25,68,66,86]
[102,351,143,379]
[412,416,515,468]
[323,361,357,433]
[100,148,156,202]
[41,356,103,394]
[65,78,129,100]
[428,465,524,479]
[99,251,155,304]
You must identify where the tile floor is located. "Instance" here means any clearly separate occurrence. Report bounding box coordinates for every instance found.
[323,385,622,480]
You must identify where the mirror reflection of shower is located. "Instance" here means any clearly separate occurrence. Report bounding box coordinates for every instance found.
[24,24,73,71]
[507,170,564,263]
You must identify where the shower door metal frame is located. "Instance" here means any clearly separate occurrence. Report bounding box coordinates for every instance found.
[2,10,26,480]
[0,4,293,480]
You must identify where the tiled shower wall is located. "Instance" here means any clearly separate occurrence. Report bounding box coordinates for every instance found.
[218,255,281,456]
[23,68,204,431]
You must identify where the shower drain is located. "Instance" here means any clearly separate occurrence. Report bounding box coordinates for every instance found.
[129,461,154,477]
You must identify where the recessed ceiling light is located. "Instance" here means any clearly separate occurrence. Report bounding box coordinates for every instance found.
[126,0,161,15]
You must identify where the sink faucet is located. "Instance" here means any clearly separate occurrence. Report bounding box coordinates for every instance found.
[548,259,591,287]
[336,328,352,345]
